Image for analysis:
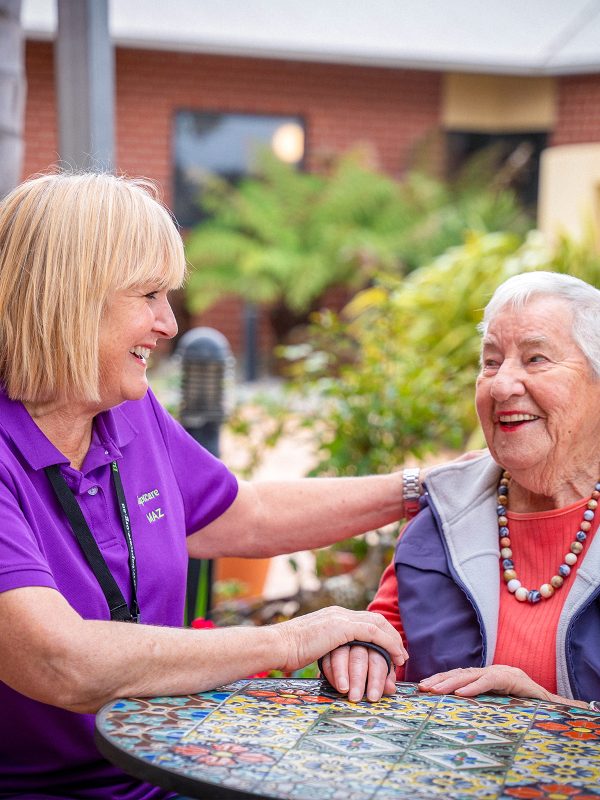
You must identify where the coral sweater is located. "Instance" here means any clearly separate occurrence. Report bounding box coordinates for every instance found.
[369,498,597,691]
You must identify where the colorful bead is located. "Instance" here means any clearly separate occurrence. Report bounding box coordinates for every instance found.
[497,469,595,604]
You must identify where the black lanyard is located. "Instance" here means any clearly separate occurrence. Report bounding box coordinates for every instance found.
[45,461,140,623]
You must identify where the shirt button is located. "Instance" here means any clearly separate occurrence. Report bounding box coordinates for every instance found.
[87,486,99,496]
[104,450,109,456]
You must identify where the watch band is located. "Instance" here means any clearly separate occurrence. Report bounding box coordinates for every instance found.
[402,467,422,518]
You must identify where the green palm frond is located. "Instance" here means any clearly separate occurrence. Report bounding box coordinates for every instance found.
[185,148,531,342]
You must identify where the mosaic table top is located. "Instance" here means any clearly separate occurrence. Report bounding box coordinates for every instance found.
[95,679,600,800]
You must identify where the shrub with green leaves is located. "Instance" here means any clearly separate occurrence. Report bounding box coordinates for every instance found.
[185,149,530,345]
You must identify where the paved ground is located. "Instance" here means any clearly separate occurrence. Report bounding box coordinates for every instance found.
[149,363,320,598]
[219,389,320,599]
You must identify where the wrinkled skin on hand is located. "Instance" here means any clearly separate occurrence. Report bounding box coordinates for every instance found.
[320,643,398,703]
[418,665,588,708]
[322,651,590,709]
[418,665,548,698]
[275,607,408,680]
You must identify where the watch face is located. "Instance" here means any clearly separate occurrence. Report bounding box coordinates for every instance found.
[590,700,600,712]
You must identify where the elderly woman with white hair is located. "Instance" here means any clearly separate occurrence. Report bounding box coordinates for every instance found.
[321,271,600,713]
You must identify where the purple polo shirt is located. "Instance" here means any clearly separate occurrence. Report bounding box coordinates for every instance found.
[0,386,238,798]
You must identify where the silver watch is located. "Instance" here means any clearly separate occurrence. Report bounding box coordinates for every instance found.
[402,468,422,518]
[589,700,600,713]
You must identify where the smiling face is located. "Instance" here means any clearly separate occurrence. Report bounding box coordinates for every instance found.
[97,285,178,410]
[475,296,600,500]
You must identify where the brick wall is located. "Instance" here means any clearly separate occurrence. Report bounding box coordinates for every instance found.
[552,74,600,146]
[23,42,58,177]
[113,48,443,196]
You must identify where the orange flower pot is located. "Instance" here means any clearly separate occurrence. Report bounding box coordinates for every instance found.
[215,557,271,599]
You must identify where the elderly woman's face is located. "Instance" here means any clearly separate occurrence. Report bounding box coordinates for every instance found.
[475,296,600,481]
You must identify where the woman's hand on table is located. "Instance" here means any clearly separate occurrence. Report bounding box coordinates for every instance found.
[275,607,407,693]
[418,665,586,707]
[319,643,397,703]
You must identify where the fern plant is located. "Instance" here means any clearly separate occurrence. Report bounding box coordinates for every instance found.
[185,148,530,345]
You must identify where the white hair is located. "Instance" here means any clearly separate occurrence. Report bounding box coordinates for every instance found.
[480,271,600,377]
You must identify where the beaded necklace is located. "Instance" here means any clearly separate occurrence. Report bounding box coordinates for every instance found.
[497,470,598,603]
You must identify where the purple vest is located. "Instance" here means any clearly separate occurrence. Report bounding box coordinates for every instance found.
[394,496,600,702]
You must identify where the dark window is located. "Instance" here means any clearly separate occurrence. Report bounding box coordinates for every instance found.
[173,111,305,228]
[446,131,548,212]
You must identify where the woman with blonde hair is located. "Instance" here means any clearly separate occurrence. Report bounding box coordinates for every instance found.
[0,172,411,799]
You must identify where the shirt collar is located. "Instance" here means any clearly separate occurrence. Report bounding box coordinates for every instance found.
[93,401,138,456]
[0,388,138,472]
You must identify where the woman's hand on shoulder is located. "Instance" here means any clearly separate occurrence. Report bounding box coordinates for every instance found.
[418,665,553,702]
[319,642,398,703]
[274,607,407,696]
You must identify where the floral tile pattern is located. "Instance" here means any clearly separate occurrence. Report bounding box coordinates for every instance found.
[96,679,600,799]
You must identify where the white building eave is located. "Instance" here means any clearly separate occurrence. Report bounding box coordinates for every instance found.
[22,0,600,77]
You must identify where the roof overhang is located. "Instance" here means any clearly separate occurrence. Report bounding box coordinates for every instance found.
[22,0,600,77]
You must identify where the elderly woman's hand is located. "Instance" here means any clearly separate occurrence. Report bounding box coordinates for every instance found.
[319,643,398,702]
[275,608,406,695]
[418,665,556,702]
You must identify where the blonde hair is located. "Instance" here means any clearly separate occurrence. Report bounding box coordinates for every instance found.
[0,172,186,404]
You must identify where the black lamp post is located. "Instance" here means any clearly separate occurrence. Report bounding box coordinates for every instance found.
[176,327,234,623]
